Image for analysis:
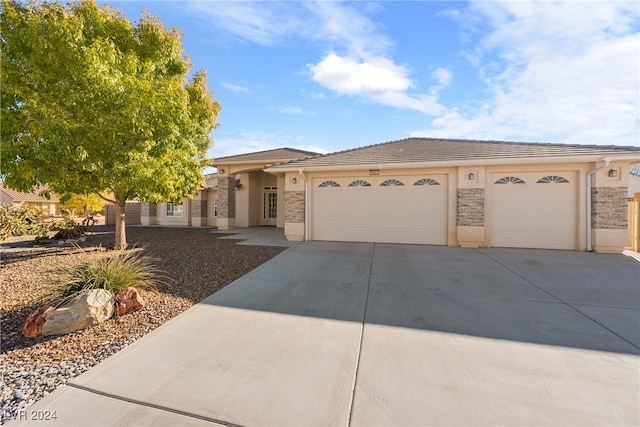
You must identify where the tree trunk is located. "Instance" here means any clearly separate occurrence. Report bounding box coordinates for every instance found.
[114,198,127,250]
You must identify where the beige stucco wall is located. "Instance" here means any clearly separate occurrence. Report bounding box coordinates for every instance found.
[154,198,192,226]
[629,175,640,197]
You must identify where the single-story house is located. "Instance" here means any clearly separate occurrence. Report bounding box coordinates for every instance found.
[142,138,640,252]
[0,183,60,216]
[105,201,142,225]
[141,149,319,228]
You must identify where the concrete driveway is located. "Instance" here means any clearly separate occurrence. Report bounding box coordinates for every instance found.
[10,243,639,426]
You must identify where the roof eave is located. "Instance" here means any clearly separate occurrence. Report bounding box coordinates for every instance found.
[212,158,308,167]
[265,154,640,173]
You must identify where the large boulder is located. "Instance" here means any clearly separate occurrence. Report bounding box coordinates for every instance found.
[115,287,144,316]
[41,289,115,336]
[22,306,55,338]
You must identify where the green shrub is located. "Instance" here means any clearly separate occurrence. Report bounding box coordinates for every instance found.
[0,205,49,240]
[43,247,166,307]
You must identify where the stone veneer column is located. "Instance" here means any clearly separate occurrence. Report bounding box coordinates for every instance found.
[191,196,208,227]
[141,203,157,225]
[457,188,485,227]
[285,191,305,223]
[590,186,629,252]
[284,190,305,241]
[591,187,628,229]
[217,176,236,229]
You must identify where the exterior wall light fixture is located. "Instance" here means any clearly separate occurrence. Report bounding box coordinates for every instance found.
[291,177,298,184]
[608,169,618,178]
[468,172,476,180]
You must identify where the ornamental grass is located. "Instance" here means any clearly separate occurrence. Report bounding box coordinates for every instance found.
[43,246,167,307]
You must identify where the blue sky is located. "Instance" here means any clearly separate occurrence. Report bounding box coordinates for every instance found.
[106,1,639,158]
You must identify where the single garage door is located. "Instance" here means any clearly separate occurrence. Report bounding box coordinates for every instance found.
[491,172,577,250]
[311,175,447,245]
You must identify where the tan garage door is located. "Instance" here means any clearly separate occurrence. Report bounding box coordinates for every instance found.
[311,176,447,245]
[491,172,577,250]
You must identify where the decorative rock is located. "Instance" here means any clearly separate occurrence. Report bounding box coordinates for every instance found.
[22,306,55,338]
[115,287,144,316]
[41,289,115,336]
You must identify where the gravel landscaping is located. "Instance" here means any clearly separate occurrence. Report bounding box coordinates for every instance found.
[0,226,285,424]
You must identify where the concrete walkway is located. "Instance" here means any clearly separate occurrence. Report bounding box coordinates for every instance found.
[211,227,297,247]
[9,243,639,426]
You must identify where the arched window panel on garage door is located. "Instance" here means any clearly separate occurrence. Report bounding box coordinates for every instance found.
[495,176,526,184]
[413,178,440,186]
[536,175,570,184]
[318,180,340,187]
[348,180,372,187]
[380,179,405,186]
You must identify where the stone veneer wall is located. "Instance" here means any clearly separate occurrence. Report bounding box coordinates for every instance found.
[457,188,484,226]
[285,191,305,223]
[217,177,236,219]
[591,187,628,229]
[191,199,207,218]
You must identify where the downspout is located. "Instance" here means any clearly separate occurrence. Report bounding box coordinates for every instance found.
[586,158,611,252]
[298,169,308,241]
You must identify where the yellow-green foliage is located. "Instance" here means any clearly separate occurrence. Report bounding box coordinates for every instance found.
[1,0,221,249]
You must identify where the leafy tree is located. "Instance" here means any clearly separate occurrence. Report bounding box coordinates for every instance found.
[1,0,220,249]
[62,193,108,224]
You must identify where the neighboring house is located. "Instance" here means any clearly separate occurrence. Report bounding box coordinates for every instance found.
[142,138,640,253]
[0,183,60,216]
[105,201,142,225]
[142,148,319,228]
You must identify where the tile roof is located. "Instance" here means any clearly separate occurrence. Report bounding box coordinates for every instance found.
[0,184,60,203]
[213,147,319,164]
[267,138,640,170]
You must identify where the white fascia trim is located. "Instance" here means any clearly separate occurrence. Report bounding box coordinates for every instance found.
[265,154,640,173]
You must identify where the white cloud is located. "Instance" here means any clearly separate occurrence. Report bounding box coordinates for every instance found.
[416,1,640,146]
[308,54,447,115]
[188,1,443,116]
[209,129,328,159]
[221,82,251,94]
[185,2,313,47]
[308,54,412,95]
[432,68,453,88]
[306,2,392,58]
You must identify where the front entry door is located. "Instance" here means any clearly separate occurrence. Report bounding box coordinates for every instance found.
[263,187,277,226]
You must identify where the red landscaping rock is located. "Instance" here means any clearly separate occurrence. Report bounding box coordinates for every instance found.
[22,306,55,338]
[115,287,144,316]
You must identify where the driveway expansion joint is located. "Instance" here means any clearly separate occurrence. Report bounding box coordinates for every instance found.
[66,383,241,427]
[346,242,375,427]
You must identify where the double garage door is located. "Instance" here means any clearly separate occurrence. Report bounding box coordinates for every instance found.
[311,175,448,245]
[310,171,577,250]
